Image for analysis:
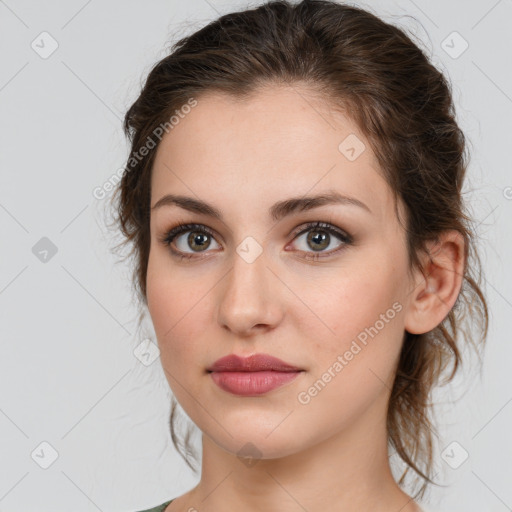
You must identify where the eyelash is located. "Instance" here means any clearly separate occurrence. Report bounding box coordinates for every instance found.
[159,221,353,262]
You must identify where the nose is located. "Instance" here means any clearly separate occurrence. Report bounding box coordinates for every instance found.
[216,245,284,337]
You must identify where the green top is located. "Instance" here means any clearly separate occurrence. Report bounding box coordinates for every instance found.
[136,499,174,512]
[134,499,434,512]
[134,498,434,511]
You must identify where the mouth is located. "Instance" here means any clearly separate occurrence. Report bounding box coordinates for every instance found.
[209,370,303,396]
[206,353,303,372]
[207,353,304,396]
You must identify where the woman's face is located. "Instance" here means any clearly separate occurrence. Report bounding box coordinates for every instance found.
[146,85,417,459]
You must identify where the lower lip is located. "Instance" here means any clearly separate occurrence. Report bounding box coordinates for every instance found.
[209,370,302,396]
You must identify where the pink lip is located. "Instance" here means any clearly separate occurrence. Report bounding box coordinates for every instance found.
[207,354,304,396]
[207,353,302,373]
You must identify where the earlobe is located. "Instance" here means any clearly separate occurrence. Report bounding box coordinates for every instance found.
[404,231,465,335]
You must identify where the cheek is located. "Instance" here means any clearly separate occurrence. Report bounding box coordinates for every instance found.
[146,266,215,411]
[146,253,209,367]
[293,267,406,432]
[303,258,406,380]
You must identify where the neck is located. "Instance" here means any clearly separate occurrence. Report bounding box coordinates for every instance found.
[179,398,421,512]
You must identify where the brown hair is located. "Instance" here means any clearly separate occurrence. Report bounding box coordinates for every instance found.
[109,0,488,499]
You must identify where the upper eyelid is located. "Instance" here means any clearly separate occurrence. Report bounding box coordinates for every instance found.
[165,221,351,246]
[291,221,350,238]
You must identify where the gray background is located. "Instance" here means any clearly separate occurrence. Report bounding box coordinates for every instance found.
[0,0,510,511]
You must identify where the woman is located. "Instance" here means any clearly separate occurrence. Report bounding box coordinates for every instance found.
[111,1,488,511]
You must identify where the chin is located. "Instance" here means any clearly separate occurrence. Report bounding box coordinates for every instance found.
[207,424,308,462]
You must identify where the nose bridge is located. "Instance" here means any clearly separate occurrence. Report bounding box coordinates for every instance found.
[217,238,281,334]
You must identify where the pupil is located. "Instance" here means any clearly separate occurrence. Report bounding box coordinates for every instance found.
[309,230,329,251]
[189,232,210,251]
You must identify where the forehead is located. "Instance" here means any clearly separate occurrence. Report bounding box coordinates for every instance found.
[150,85,392,220]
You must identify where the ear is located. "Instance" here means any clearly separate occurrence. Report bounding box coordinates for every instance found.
[404,230,465,335]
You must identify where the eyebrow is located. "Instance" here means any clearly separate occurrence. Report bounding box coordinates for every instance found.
[151,190,371,222]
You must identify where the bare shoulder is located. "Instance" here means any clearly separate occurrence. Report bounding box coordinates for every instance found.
[164,489,198,511]
[417,505,444,512]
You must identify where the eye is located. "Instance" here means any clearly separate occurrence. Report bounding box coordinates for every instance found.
[287,221,352,260]
[159,221,353,261]
[159,222,220,260]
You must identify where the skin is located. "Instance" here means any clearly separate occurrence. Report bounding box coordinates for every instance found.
[145,85,464,512]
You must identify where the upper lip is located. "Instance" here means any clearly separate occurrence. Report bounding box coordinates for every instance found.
[207,353,303,372]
